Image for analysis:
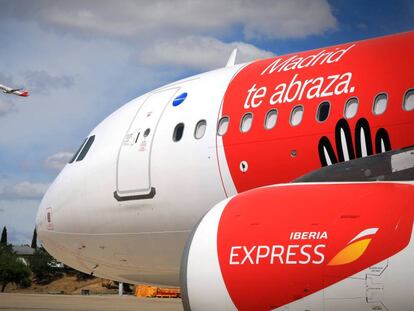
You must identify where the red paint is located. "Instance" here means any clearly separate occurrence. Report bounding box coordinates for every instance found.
[217,183,414,310]
[220,32,414,193]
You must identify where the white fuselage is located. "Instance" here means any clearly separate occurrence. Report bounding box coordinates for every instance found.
[36,65,243,285]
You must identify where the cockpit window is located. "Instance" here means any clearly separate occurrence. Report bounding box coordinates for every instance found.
[69,138,87,164]
[76,135,95,162]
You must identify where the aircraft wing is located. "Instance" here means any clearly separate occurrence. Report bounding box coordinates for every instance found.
[294,146,414,183]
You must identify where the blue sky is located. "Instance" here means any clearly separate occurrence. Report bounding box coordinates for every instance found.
[0,0,413,244]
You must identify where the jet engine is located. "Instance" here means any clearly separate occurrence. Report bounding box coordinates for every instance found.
[181,182,414,311]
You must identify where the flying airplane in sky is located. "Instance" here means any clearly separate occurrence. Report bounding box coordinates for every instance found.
[0,83,29,97]
[36,31,414,310]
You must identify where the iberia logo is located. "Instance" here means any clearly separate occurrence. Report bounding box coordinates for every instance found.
[328,227,379,266]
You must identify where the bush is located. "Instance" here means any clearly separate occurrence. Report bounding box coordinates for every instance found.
[0,246,31,292]
[29,247,62,284]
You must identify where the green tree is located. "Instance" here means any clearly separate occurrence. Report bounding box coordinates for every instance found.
[29,247,61,284]
[0,246,31,292]
[0,226,7,245]
[31,228,37,249]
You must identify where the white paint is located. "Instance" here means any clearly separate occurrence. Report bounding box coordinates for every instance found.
[340,128,350,162]
[348,228,378,244]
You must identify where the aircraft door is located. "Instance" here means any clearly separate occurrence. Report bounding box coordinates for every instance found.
[115,87,179,201]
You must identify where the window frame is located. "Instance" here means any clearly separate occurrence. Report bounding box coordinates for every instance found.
[172,123,185,142]
[372,92,388,116]
[217,116,230,136]
[344,97,359,119]
[316,101,331,123]
[240,112,253,133]
[403,88,414,112]
[289,105,304,127]
[194,119,207,140]
[264,108,278,130]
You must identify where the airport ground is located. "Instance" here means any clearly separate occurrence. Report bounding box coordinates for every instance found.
[0,293,184,311]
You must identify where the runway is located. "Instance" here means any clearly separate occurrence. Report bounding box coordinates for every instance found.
[0,293,184,311]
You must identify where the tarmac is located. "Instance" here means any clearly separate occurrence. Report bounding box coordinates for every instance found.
[0,293,184,311]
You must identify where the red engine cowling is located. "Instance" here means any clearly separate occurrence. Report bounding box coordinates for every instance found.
[181,182,414,311]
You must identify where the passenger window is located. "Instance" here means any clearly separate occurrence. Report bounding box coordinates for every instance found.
[217,116,229,136]
[76,135,95,162]
[264,109,278,130]
[344,97,358,119]
[143,128,151,137]
[403,89,414,111]
[240,112,253,133]
[194,120,207,139]
[290,105,304,126]
[317,101,330,122]
[373,93,388,115]
[69,138,87,163]
[173,123,184,142]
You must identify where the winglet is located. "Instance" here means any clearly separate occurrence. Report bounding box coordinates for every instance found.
[225,48,238,67]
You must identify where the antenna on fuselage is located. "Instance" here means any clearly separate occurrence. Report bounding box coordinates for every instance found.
[225,48,238,67]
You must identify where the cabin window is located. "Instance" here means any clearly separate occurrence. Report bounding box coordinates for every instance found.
[217,116,229,136]
[403,89,414,111]
[69,138,87,163]
[173,123,185,142]
[372,93,388,115]
[76,135,95,161]
[290,105,304,126]
[344,97,358,119]
[240,113,253,133]
[194,120,207,139]
[264,109,278,130]
[143,128,151,137]
[317,101,330,122]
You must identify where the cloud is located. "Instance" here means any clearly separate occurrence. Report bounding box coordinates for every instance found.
[0,72,15,86]
[44,152,73,170]
[1,0,337,40]
[23,70,75,95]
[138,36,274,70]
[0,97,15,116]
[0,181,49,200]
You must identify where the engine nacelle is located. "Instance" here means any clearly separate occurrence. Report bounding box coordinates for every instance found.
[181,182,414,311]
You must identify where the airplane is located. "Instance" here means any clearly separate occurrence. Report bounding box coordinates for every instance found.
[0,83,29,97]
[36,31,414,310]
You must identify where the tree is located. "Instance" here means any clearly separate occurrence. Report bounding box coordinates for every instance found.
[0,246,31,292]
[29,247,62,284]
[31,228,37,249]
[0,226,7,245]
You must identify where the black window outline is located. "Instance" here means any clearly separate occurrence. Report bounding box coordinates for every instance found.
[344,97,359,119]
[372,92,388,115]
[264,108,278,130]
[76,135,95,162]
[289,105,304,127]
[240,112,253,133]
[69,138,87,164]
[403,88,414,112]
[194,119,207,140]
[316,101,331,123]
[217,116,230,136]
[173,123,185,142]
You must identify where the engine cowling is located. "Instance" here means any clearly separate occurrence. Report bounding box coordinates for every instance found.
[181,182,414,311]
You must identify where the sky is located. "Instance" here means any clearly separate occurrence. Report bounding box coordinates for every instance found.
[0,0,413,244]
